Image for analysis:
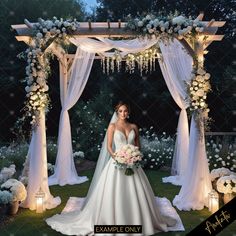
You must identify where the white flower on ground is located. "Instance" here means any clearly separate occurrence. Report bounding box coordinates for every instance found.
[0,190,13,204]
[73,151,85,158]
[216,175,236,194]
[210,167,233,181]
[1,179,27,202]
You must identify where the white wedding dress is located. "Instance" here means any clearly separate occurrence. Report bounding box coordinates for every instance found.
[46,129,184,235]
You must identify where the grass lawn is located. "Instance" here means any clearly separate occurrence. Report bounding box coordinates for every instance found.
[1,169,235,236]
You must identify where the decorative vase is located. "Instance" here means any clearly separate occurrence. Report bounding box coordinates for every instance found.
[223,193,235,204]
[8,201,19,215]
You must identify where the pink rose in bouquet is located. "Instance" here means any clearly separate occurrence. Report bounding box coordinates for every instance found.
[113,144,143,175]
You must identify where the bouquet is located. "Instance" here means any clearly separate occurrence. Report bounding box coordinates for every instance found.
[1,179,27,202]
[113,144,143,176]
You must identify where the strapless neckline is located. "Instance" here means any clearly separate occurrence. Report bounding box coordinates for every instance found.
[114,129,135,142]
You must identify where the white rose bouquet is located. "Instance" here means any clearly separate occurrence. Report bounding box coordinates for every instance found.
[1,179,27,202]
[216,174,236,194]
[113,144,143,176]
[210,167,233,181]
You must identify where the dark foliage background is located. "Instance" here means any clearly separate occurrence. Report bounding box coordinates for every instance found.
[0,0,235,145]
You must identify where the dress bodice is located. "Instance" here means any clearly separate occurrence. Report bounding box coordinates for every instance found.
[113,129,135,151]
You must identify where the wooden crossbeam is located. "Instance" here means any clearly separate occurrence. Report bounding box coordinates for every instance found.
[203,35,225,49]
[205,35,225,41]
[200,27,218,35]
[15,35,31,43]
[201,21,226,27]
[11,20,226,39]
[206,19,215,28]
[196,12,204,21]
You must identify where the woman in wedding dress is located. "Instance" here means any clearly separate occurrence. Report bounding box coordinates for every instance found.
[46,101,184,235]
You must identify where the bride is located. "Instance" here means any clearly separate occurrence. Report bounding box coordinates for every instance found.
[46,101,184,235]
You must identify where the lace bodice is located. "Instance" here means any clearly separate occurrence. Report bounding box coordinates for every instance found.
[113,129,135,151]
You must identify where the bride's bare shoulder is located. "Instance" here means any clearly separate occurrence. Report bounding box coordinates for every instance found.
[108,123,115,131]
[130,123,138,131]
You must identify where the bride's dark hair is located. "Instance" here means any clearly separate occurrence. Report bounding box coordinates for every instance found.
[115,101,130,114]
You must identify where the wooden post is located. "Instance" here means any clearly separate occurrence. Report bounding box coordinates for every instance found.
[59,54,68,102]
[118,19,121,28]
[193,35,205,68]
[107,19,110,29]
[88,19,92,30]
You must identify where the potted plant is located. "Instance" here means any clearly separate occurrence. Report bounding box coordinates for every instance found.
[216,174,236,204]
[0,190,13,215]
[1,179,27,215]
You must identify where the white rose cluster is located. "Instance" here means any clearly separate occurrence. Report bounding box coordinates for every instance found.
[0,190,13,204]
[34,17,79,40]
[47,163,55,174]
[189,68,211,111]
[73,151,85,159]
[126,14,204,38]
[210,167,233,181]
[1,179,27,202]
[0,164,16,183]
[216,174,236,194]
[22,17,79,128]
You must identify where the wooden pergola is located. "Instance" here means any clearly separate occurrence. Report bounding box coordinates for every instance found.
[11,13,225,92]
[11,13,226,105]
[12,13,225,63]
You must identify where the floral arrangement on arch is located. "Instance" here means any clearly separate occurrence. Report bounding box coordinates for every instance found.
[126,13,205,39]
[187,66,212,133]
[20,17,79,128]
[189,67,211,112]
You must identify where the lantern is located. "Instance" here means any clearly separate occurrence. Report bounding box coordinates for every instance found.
[208,190,219,213]
[35,187,45,213]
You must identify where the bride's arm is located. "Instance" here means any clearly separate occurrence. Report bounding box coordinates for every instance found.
[133,124,141,149]
[107,123,115,158]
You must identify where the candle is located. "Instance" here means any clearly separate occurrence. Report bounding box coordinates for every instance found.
[35,187,45,214]
[208,190,219,213]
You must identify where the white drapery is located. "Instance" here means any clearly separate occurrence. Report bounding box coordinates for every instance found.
[48,48,94,186]
[173,112,212,210]
[159,39,191,186]
[48,37,160,186]
[70,37,159,55]
[21,111,61,210]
